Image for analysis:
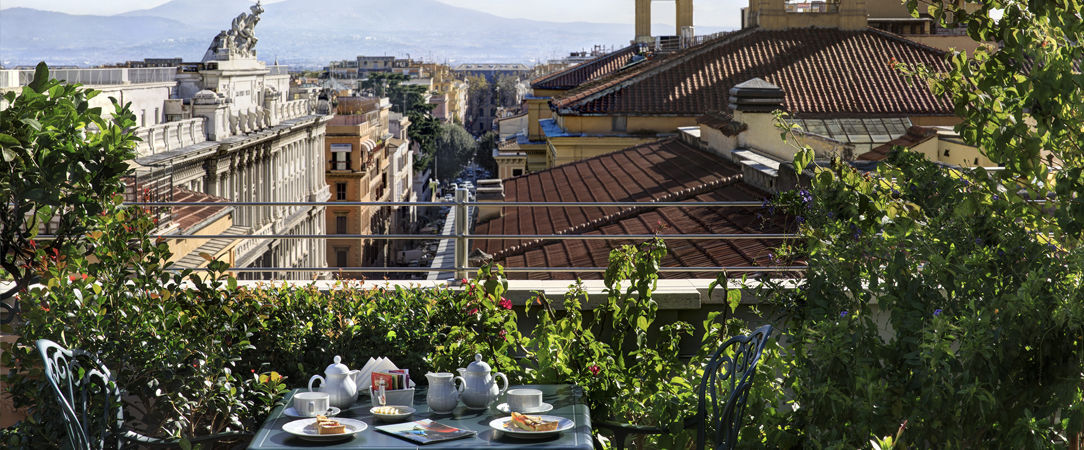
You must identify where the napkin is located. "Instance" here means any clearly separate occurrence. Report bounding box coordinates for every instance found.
[358,357,399,389]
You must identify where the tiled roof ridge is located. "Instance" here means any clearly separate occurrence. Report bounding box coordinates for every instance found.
[862,26,950,58]
[555,26,953,116]
[489,170,744,262]
[489,137,681,187]
[553,27,761,111]
[530,45,640,90]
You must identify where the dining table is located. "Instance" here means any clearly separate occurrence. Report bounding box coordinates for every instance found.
[247,384,594,449]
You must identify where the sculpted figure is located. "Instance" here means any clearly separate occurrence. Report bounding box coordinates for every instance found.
[203,1,264,61]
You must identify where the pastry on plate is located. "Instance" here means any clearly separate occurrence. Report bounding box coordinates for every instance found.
[509,411,559,432]
[314,415,346,434]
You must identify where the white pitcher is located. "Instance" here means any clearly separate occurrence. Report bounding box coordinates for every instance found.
[425,372,462,414]
[308,356,361,408]
[456,354,508,410]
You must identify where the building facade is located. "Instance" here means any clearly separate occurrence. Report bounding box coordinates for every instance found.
[0,3,332,279]
[323,97,415,275]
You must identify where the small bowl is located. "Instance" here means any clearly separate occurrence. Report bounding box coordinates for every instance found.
[369,405,415,421]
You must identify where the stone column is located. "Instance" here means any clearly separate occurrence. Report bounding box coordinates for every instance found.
[635,0,652,43]
[676,0,694,36]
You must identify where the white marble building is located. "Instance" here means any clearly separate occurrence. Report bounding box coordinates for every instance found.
[0,2,331,278]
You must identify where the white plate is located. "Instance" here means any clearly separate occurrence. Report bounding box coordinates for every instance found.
[282,406,341,418]
[282,418,367,442]
[370,405,416,421]
[496,402,554,414]
[489,415,575,439]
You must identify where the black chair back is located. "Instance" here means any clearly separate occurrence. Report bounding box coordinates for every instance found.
[37,339,125,450]
[695,324,774,450]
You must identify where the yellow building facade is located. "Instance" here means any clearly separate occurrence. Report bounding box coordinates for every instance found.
[324,97,392,275]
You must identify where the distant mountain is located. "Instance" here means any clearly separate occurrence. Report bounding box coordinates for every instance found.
[0,0,728,67]
[0,8,208,66]
[120,0,255,28]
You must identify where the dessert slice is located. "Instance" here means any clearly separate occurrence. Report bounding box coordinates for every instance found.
[509,411,559,432]
[314,415,346,434]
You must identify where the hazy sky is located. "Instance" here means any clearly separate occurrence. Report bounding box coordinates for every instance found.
[0,0,744,27]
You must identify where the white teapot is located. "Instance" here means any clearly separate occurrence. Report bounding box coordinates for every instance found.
[456,354,508,410]
[308,356,361,408]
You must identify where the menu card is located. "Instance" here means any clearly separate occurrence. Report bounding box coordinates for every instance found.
[375,419,476,444]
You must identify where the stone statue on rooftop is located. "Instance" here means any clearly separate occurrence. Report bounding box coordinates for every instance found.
[202,1,265,62]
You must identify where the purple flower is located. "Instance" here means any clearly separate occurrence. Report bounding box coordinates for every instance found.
[934,309,942,317]
[992,194,999,201]
[799,189,813,207]
[840,310,849,318]
[827,211,835,219]
[796,216,805,224]
[975,238,983,245]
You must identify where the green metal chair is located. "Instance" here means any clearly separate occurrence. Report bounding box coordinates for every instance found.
[36,339,251,449]
[597,324,774,450]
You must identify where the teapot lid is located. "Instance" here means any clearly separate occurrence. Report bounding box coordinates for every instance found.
[464,354,491,374]
[324,356,350,375]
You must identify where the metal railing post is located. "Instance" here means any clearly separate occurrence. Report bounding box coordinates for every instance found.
[454,187,469,281]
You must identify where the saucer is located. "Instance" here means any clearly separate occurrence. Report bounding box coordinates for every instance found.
[283,406,341,418]
[496,402,553,414]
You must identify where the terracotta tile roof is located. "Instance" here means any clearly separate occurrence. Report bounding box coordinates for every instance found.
[472,138,786,279]
[171,187,231,232]
[531,45,643,91]
[858,125,938,161]
[553,27,954,118]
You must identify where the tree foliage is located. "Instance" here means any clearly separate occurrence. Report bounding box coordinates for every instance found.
[434,122,476,183]
[0,62,135,303]
[769,1,1084,447]
[905,0,1084,240]
[475,131,499,176]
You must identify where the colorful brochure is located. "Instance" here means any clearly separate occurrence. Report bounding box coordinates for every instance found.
[375,419,477,444]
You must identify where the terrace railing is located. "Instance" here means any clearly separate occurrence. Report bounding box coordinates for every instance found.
[4,189,802,325]
[117,188,804,280]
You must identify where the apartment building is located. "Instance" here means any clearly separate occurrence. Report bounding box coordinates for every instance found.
[324,96,415,275]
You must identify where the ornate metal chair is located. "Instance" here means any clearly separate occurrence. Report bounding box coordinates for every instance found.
[598,324,774,450]
[36,339,250,449]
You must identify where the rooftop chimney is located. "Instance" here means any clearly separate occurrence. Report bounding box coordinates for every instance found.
[728,78,785,112]
[475,179,505,222]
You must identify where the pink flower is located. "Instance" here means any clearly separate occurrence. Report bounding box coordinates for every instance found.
[498,298,512,310]
[498,330,507,340]
[469,308,479,315]
[588,364,601,376]
[461,278,468,284]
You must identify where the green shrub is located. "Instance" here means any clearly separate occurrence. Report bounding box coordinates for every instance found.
[770,152,1084,448]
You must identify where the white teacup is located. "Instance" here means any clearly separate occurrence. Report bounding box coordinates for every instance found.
[293,391,330,417]
[506,388,543,412]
